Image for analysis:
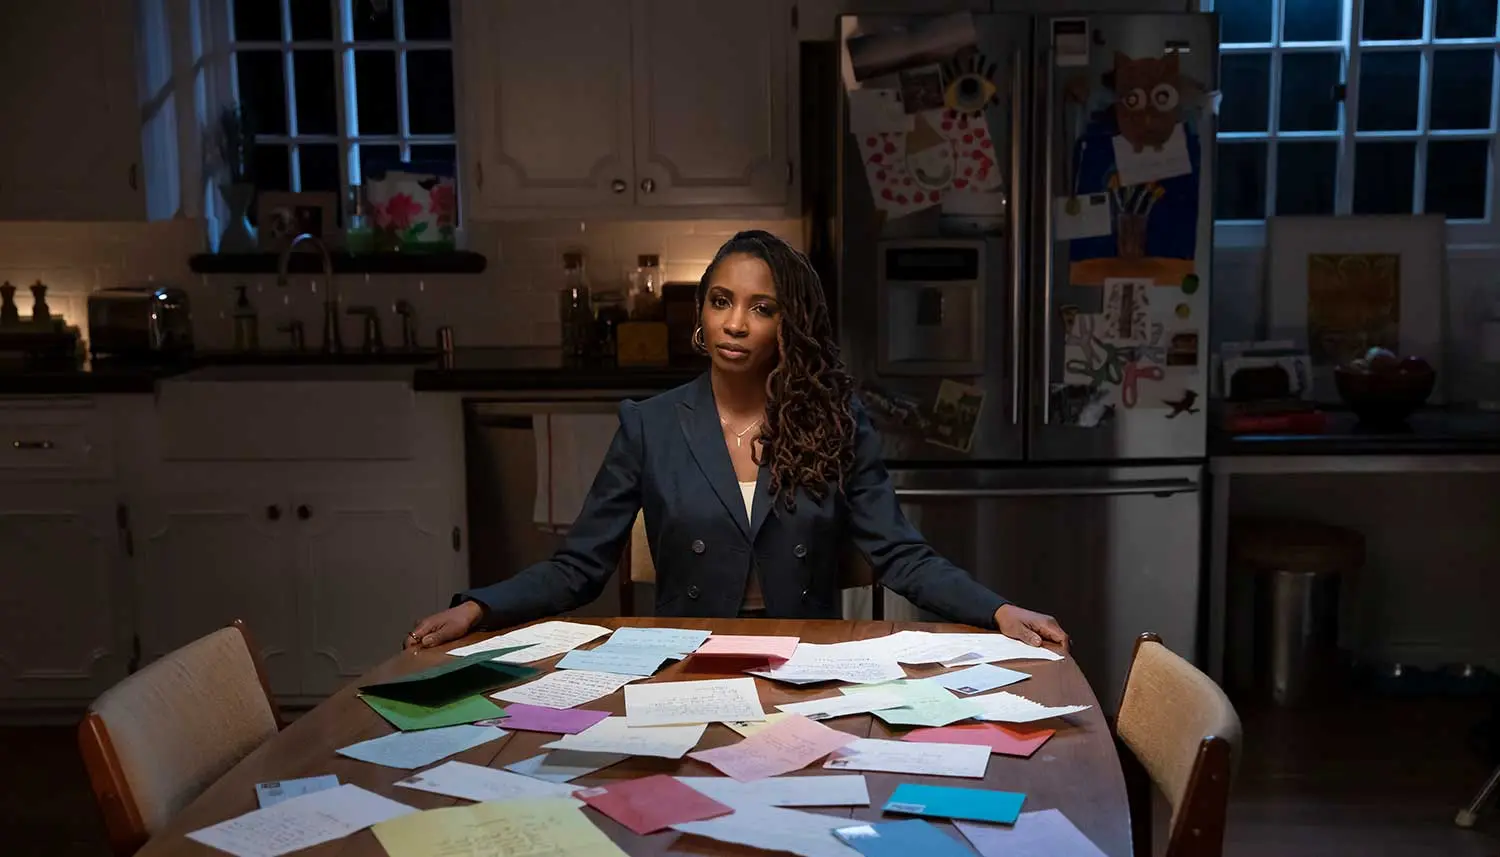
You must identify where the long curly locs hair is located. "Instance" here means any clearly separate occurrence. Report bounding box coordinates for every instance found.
[697,231,856,511]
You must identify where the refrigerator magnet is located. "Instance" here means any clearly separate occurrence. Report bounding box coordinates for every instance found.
[1162,390,1200,419]
[1054,194,1112,242]
[925,380,984,453]
[1052,19,1089,68]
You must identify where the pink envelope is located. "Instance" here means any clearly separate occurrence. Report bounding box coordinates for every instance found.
[693,635,799,661]
[689,713,857,782]
[903,723,1056,758]
[577,774,733,835]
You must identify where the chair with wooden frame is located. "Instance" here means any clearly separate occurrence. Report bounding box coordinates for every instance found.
[617,510,884,618]
[78,620,284,857]
[1114,632,1242,857]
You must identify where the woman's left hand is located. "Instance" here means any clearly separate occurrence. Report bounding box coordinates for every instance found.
[994,603,1069,649]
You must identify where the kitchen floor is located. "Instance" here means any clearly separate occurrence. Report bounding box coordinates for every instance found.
[3,695,1498,856]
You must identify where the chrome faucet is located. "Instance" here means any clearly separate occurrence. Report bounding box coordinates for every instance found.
[276,233,342,353]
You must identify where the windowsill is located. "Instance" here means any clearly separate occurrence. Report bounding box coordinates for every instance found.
[187,251,488,275]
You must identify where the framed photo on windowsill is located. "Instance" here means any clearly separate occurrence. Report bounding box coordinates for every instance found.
[256,191,340,252]
[1264,215,1448,404]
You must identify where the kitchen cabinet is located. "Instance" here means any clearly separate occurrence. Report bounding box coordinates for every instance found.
[461,0,794,217]
[0,0,144,220]
[0,486,131,704]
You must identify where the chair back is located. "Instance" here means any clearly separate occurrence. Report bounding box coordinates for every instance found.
[1114,632,1241,857]
[78,621,282,856]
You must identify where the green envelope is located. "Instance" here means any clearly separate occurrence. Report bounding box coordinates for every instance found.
[360,693,507,731]
[358,647,540,706]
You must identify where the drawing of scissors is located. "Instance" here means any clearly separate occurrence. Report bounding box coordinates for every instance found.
[1064,316,1129,386]
[1121,360,1165,408]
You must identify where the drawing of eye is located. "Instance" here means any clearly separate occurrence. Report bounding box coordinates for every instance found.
[1151,83,1180,110]
[1124,88,1146,110]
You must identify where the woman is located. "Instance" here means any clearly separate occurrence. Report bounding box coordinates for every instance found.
[407,231,1067,649]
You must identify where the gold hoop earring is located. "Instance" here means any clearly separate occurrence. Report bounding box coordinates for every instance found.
[692,325,707,353]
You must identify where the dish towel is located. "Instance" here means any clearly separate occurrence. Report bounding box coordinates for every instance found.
[533,413,621,532]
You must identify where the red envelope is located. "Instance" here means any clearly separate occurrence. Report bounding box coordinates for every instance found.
[576,774,734,835]
[902,722,1056,758]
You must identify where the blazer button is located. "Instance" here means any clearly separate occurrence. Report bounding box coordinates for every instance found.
[691,539,706,554]
[688,585,701,599]
[801,589,809,599]
[793,543,807,558]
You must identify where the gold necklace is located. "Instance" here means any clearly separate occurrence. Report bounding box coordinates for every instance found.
[720,416,762,448]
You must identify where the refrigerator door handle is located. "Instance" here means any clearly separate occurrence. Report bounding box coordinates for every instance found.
[895,479,1200,499]
[1009,45,1025,426]
[1039,42,1057,426]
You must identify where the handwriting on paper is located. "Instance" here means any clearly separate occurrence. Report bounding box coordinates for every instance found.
[188,785,415,857]
[542,716,707,760]
[689,714,857,781]
[492,670,637,710]
[624,677,765,727]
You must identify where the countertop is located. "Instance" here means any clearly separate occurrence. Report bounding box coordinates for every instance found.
[1211,408,1500,456]
[0,348,706,396]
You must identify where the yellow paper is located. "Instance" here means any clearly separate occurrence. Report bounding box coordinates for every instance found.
[372,797,626,857]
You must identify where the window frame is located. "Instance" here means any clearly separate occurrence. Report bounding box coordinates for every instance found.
[1210,0,1500,250]
[226,0,457,199]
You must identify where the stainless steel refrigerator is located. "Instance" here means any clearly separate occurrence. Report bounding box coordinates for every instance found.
[835,12,1216,709]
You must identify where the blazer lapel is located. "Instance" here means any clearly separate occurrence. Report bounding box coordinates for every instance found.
[678,374,751,539]
[748,461,773,543]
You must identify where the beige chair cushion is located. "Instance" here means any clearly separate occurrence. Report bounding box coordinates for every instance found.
[1116,639,1242,825]
[89,626,278,835]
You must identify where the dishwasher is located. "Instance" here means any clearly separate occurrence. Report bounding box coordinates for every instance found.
[464,392,659,618]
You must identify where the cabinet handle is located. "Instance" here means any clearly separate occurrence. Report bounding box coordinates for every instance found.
[452,526,462,552]
[12,440,54,450]
[266,504,281,521]
[640,178,656,194]
[129,163,138,190]
[612,179,627,194]
[297,504,312,520]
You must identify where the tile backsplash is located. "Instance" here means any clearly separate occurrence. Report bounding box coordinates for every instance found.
[0,217,803,351]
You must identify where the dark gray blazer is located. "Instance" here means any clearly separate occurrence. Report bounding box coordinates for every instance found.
[457,373,1009,630]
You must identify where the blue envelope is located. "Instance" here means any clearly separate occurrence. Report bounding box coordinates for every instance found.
[883,783,1026,825]
[834,819,974,857]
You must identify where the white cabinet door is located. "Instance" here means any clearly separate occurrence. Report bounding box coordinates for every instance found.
[0,0,143,220]
[133,493,301,698]
[463,0,636,213]
[293,486,458,697]
[0,486,127,702]
[631,0,791,208]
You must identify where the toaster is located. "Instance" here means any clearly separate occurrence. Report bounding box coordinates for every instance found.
[88,286,194,359]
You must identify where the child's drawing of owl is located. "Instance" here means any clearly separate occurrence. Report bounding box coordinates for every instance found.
[1112,51,1181,153]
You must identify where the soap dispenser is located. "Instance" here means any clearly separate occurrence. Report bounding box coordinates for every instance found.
[233,285,259,351]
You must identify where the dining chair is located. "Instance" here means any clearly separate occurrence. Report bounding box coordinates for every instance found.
[1114,632,1242,857]
[77,620,284,857]
[617,509,884,618]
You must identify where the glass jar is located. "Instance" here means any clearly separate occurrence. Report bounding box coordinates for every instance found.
[558,252,595,362]
[594,289,628,361]
[627,254,664,321]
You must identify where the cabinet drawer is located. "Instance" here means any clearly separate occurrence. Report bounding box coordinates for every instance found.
[0,400,111,477]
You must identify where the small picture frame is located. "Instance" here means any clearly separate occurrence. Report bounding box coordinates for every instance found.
[257,191,339,251]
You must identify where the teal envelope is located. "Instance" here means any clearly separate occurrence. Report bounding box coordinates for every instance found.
[883,783,1026,825]
[358,647,539,706]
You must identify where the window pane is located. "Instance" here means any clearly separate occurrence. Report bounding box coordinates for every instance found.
[1426,140,1490,219]
[353,0,396,41]
[404,0,452,40]
[1279,52,1341,131]
[355,51,399,135]
[289,0,333,41]
[1216,0,1272,44]
[1358,51,1420,130]
[1430,50,1495,130]
[407,50,455,134]
[1353,142,1416,213]
[299,144,341,195]
[1216,142,1267,219]
[253,144,290,192]
[410,144,458,174]
[1362,0,1424,40]
[233,0,281,41]
[1220,54,1271,132]
[1436,0,1499,39]
[358,144,402,185]
[236,51,287,135]
[1275,141,1337,214]
[293,51,337,135]
[1283,0,1341,41]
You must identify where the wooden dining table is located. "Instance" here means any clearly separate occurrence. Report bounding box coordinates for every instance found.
[136,617,1132,857]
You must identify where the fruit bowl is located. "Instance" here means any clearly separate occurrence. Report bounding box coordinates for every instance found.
[1334,350,1435,428]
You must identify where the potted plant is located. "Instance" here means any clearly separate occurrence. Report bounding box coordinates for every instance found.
[209,105,259,253]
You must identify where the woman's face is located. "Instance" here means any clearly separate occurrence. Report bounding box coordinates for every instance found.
[701,253,780,377]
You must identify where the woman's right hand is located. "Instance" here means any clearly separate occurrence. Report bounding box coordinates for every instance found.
[404,601,484,651]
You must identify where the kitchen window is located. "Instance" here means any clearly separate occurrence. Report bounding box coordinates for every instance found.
[229,0,457,207]
[1209,0,1500,246]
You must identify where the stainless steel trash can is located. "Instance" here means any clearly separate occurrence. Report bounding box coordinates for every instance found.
[1231,517,1364,706]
